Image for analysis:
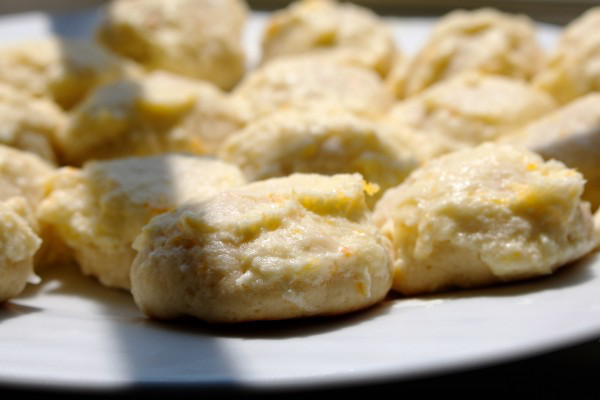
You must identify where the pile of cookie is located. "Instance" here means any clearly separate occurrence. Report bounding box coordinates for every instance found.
[1,0,599,323]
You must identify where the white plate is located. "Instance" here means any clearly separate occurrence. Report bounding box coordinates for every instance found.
[1,6,599,392]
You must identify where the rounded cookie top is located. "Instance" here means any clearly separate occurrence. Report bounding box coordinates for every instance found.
[0,83,65,163]
[261,0,396,76]
[131,173,392,323]
[0,144,55,207]
[97,0,247,90]
[233,55,394,120]
[219,108,416,205]
[533,7,600,104]
[503,93,600,209]
[383,72,556,161]
[56,71,249,166]
[398,8,543,97]
[0,197,42,302]
[373,143,597,295]
[38,154,246,289]
[0,37,135,110]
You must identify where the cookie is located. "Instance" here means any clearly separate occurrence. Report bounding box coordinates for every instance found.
[399,8,543,97]
[373,144,597,295]
[98,0,247,90]
[261,0,395,76]
[383,72,555,162]
[55,71,249,166]
[504,93,600,210]
[233,55,394,120]
[0,37,135,110]
[38,154,246,290]
[0,83,66,163]
[219,109,416,206]
[533,7,600,104]
[131,173,392,322]
[0,197,42,302]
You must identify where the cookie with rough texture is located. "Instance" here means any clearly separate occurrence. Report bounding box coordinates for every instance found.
[38,154,246,290]
[131,173,392,323]
[0,83,66,163]
[0,144,67,269]
[373,144,597,295]
[0,37,135,110]
[533,7,600,104]
[399,8,543,98]
[219,109,416,205]
[0,197,42,302]
[386,52,411,100]
[261,0,396,76]
[382,72,556,162]
[0,144,54,207]
[503,93,600,210]
[55,71,249,166]
[98,0,246,90]
[233,55,394,120]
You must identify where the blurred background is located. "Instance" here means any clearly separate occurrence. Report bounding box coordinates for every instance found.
[1,0,600,24]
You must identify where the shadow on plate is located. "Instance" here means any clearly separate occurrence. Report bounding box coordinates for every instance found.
[10,257,397,339]
[8,249,598,337]
[145,296,397,340]
[98,247,599,339]
[390,250,599,303]
[0,302,43,322]
[15,261,138,316]
[48,6,103,39]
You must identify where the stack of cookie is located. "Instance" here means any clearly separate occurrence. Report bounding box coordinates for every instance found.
[1,0,599,324]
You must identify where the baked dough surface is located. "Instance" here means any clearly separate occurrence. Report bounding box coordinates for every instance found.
[98,0,247,90]
[504,93,600,210]
[233,55,394,120]
[0,197,42,302]
[398,8,543,97]
[38,154,246,289]
[0,144,55,207]
[0,145,67,268]
[0,37,134,110]
[383,72,556,162]
[131,173,392,322]
[534,7,600,104]
[261,0,395,76]
[56,71,249,166]
[373,144,597,295]
[219,109,416,205]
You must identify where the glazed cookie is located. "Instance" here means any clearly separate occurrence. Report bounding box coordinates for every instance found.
[0,37,135,110]
[131,173,392,322]
[383,72,556,162]
[0,197,42,302]
[218,109,416,205]
[98,0,246,90]
[233,55,394,120]
[399,8,543,98]
[533,7,600,104]
[373,143,597,295]
[503,93,600,210]
[38,154,246,290]
[55,71,249,166]
[261,0,396,76]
